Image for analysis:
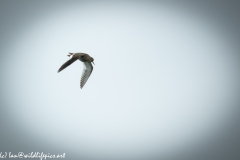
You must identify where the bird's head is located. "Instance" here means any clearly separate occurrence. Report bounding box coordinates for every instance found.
[91,57,95,65]
[82,54,95,65]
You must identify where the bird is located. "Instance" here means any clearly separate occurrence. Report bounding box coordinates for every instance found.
[58,52,95,89]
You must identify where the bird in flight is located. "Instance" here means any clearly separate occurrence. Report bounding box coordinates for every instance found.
[58,52,95,89]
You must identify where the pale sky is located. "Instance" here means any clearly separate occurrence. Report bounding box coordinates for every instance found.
[1,1,240,160]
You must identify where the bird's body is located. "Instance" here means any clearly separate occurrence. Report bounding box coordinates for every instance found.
[58,52,94,89]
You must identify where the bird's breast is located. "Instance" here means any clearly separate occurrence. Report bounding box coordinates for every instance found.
[79,57,85,62]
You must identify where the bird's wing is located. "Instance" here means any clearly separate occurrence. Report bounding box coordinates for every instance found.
[58,57,78,73]
[80,62,93,88]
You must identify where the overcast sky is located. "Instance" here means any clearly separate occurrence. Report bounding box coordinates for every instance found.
[1,1,240,160]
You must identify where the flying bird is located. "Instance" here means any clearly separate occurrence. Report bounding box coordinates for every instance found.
[58,52,95,89]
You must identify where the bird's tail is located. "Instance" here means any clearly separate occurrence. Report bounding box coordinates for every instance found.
[67,52,74,57]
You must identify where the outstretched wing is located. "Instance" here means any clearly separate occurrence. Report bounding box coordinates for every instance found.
[58,57,78,73]
[80,62,93,89]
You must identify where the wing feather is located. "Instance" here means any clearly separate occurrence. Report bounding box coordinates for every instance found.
[58,57,78,73]
[80,62,93,88]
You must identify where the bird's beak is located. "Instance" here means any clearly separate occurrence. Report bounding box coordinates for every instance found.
[92,62,95,65]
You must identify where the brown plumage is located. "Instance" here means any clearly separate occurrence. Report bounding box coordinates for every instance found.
[58,52,95,89]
